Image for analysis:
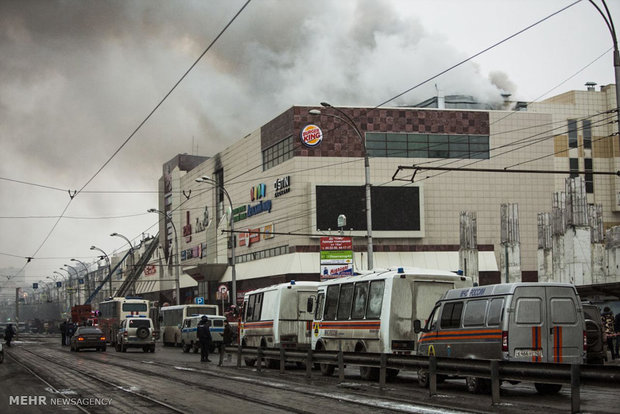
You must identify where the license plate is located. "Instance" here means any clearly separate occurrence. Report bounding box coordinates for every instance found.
[514,349,543,358]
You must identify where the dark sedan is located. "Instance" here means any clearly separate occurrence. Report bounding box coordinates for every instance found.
[70,326,107,352]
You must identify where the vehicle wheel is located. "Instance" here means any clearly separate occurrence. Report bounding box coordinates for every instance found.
[466,376,490,394]
[387,368,399,381]
[244,357,256,367]
[182,342,190,353]
[319,363,335,376]
[193,343,199,353]
[150,346,156,353]
[360,365,379,381]
[143,346,149,353]
[417,369,429,388]
[101,346,106,352]
[534,383,562,395]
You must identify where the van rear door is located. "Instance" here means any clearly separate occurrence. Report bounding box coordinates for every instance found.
[509,285,582,363]
[545,285,583,363]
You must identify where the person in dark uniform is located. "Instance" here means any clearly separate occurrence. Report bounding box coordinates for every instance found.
[4,323,15,347]
[60,320,67,346]
[197,316,212,362]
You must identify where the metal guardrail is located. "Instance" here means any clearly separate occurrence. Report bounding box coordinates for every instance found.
[220,345,620,414]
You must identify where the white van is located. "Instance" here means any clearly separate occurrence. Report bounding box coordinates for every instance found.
[311,267,472,380]
[241,281,319,367]
[180,314,226,353]
[415,282,586,394]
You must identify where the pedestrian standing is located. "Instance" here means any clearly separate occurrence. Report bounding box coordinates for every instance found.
[197,316,212,362]
[4,323,15,347]
[601,307,617,360]
[65,322,76,346]
[223,320,233,362]
[60,320,67,346]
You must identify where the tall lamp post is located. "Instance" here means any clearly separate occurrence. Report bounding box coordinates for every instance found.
[589,0,620,136]
[148,209,180,305]
[57,268,73,308]
[111,232,135,295]
[71,258,91,300]
[309,102,374,270]
[90,246,112,298]
[195,175,237,306]
[63,265,79,305]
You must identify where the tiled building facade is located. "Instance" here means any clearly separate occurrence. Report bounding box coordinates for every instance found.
[155,85,618,305]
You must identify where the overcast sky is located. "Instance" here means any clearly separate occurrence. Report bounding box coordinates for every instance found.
[0,0,618,292]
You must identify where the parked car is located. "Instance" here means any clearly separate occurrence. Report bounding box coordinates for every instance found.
[116,316,156,353]
[180,314,226,353]
[70,326,107,352]
[582,302,606,364]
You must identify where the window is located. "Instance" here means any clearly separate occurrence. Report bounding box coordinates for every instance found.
[351,282,369,319]
[425,305,440,331]
[262,135,294,170]
[583,120,592,149]
[252,293,263,321]
[315,293,325,320]
[463,299,487,327]
[365,132,489,159]
[213,169,224,223]
[486,298,505,326]
[366,280,385,319]
[551,298,577,324]
[568,119,578,148]
[324,285,340,321]
[337,283,354,320]
[515,298,542,324]
[123,302,147,312]
[440,302,463,329]
[569,158,579,178]
[585,158,593,193]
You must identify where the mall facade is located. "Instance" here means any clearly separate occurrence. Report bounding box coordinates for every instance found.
[152,84,619,306]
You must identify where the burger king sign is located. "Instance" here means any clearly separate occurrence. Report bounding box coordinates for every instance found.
[300,124,323,147]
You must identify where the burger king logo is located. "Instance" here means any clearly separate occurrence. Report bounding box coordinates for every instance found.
[300,124,323,147]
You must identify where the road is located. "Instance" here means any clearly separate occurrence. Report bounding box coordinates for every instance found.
[1,335,619,414]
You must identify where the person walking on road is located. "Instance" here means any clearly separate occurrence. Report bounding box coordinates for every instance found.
[601,307,617,360]
[4,323,16,347]
[197,316,212,362]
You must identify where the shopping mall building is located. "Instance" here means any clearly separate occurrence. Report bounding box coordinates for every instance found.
[150,84,619,306]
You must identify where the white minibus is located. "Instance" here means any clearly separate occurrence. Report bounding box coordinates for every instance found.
[311,267,472,380]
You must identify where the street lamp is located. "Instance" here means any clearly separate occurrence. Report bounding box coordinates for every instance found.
[90,245,112,298]
[71,258,91,300]
[309,102,374,270]
[195,175,237,306]
[148,208,180,305]
[63,265,79,306]
[588,0,620,139]
[111,232,136,295]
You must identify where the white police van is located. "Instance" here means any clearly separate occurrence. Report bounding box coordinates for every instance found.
[180,314,226,353]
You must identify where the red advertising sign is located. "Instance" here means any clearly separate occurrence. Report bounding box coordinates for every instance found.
[320,236,353,251]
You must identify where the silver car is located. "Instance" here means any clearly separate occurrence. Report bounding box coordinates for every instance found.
[116,317,156,353]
